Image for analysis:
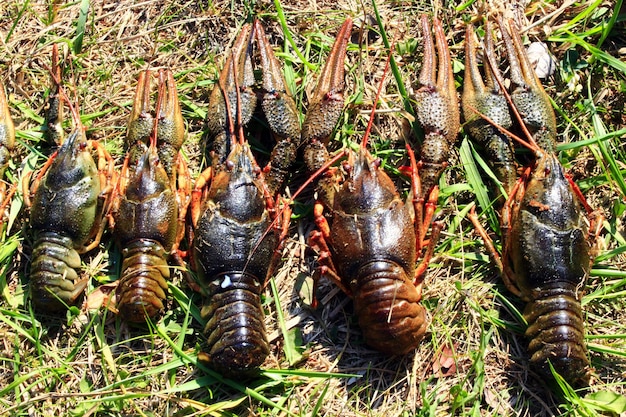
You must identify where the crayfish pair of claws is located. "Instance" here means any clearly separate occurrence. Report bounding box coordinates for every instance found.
[463,16,557,200]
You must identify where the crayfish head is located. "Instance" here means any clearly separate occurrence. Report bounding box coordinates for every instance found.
[211,143,265,221]
[336,148,398,214]
[47,129,98,190]
[125,145,169,201]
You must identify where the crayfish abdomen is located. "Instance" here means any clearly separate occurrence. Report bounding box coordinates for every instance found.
[117,240,170,320]
[30,233,83,310]
[524,285,587,383]
[200,272,269,375]
[350,261,427,355]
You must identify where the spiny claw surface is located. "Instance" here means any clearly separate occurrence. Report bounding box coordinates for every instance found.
[462,22,516,197]
[156,69,185,177]
[303,18,353,173]
[206,23,256,165]
[413,15,460,198]
[254,20,301,193]
[126,70,155,164]
[498,16,556,152]
[126,69,186,178]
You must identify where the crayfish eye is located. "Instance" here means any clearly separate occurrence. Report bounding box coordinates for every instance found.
[226,160,235,170]
[78,142,88,151]
[342,161,352,173]
[373,158,382,169]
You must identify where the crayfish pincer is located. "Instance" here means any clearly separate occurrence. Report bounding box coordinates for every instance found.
[111,69,189,322]
[309,16,458,354]
[466,17,601,386]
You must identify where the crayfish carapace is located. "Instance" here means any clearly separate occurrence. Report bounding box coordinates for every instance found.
[110,69,190,322]
[309,16,459,354]
[27,47,114,311]
[465,17,602,386]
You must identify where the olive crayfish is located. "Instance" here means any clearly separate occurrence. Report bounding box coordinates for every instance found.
[308,15,459,354]
[109,68,190,322]
[26,48,114,311]
[464,17,602,386]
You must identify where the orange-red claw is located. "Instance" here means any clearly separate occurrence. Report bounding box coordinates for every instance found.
[308,18,353,107]
[0,82,14,211]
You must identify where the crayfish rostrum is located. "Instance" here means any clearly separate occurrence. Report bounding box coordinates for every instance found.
[465,17,602,386]
[309,16,459,354]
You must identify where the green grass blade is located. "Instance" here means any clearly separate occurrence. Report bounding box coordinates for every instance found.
[73,0,90,54]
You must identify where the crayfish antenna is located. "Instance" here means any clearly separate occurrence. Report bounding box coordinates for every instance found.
[361,41,394,150]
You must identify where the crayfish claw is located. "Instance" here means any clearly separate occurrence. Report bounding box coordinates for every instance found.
[45,45,64,145]
[126,70,155,165]
[497,16,557,151]
[254,20,301,193]
[412,15,460,198]
[156,69,185,177]
[462,21,516,198]
[206,23,256,165]
[0,82,14,194]
[302,18,353,172]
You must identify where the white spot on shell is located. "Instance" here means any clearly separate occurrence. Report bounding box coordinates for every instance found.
[221,275,232,288]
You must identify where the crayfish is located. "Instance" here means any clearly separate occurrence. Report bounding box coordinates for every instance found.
[309,15,459,354]
[110,69,190,322]
[191,20,312,376]
[0,81,15,226]
[464,17,602,386]
[26,47,114,311]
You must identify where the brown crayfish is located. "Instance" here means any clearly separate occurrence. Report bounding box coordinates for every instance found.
[110,69,190,322]
[309,15,459,354]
